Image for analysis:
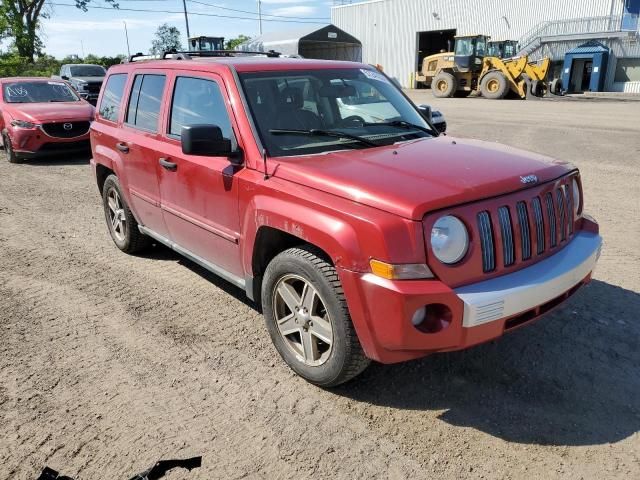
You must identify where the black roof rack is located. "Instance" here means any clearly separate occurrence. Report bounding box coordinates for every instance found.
[123,49,281,63]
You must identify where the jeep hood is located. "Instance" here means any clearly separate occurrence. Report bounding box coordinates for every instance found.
[273,136,573,220]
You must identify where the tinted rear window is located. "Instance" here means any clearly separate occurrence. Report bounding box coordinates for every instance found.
[99,74,127,122]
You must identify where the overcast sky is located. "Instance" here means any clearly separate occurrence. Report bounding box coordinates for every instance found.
[38,0,334,58]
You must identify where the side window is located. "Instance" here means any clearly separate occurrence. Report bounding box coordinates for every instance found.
[126,74,166,132]
[98,73,127,123]
[169,76,232,138]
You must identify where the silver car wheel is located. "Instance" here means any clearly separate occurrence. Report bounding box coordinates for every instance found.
[272,274,334,367]
[106,187,126,243]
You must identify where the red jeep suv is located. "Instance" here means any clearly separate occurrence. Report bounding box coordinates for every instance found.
[90,54,602,386]
[1,77,94,163]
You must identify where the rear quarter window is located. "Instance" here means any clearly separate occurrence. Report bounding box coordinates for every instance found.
[99,74,127,123]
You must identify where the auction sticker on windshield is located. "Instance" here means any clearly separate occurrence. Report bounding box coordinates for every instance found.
[6,85,29,97]
[360,69,390,84]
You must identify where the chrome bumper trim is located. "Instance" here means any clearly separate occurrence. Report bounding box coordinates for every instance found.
[455,231,602,328]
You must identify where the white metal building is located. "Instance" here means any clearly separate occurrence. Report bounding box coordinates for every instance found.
[331,0,640,92]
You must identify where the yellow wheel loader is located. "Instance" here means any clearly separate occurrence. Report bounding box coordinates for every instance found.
[415,35,550,99]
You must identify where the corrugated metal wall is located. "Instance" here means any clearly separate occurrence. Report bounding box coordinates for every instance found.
[538,35,640,90]
[332,0,627,87]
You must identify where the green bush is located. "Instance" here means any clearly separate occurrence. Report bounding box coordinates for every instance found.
[0,53,124,78]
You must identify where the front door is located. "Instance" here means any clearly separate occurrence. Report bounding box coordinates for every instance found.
[156,72,243,279]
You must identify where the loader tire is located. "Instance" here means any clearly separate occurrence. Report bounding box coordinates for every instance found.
[480,71,508,99]
[550,78,562,95]
[432,72,457,98]
[531,79,544,97]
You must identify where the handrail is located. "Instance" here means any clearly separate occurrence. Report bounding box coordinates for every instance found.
[518,14,637,54]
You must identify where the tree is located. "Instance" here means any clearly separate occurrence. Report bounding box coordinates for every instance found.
[150,23,182,55]
[0,0,118,62]
[225,35,251,51]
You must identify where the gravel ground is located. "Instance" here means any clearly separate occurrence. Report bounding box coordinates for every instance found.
[0,94,638,479]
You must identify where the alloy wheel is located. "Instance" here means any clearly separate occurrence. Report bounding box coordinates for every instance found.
[106,187,127,242]
[272,274,334,366]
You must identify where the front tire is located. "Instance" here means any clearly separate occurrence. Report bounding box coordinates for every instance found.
[480,71,509,99]
[102,174,150,253]
[262,247,370,387]
[432,72,457,98]
[2,132,20,164]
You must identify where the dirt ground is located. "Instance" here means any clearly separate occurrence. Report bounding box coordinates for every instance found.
[0,94,639,480]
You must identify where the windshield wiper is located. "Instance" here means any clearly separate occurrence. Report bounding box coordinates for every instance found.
[48,99,70,102]
[363,120,434,135]
[269,128,379,148]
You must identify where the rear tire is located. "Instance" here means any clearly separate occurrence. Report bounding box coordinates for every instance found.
[432,72,457,98]
[550,78,562,95]
[261,246,370,387]
[2,132,20,164]
[102,174,150,253]
[480,71,509,99]
[530,79,544,97]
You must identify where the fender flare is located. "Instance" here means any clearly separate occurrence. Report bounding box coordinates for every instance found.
[241,195,364,276]
[93,145,141,221]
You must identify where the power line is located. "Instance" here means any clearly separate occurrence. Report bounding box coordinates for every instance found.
[106,0,331,21]
[186,0,330,21]
[45,3,329,24]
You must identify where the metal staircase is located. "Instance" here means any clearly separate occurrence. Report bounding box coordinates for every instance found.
[517,14,639,57]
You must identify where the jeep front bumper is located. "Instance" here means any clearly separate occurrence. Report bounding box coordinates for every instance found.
[340,230,602,364]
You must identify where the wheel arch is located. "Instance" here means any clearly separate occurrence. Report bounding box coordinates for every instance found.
[95,163,114,195]
[249,226,331,302]
[242,196,365,302]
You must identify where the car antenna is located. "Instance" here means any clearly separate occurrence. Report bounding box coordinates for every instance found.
[263,148,269,180]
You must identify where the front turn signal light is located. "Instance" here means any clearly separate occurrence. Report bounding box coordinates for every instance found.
[369,259,434,280]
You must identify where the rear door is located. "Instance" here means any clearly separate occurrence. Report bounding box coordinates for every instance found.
[116,71,169,237]
[156,71,243,279]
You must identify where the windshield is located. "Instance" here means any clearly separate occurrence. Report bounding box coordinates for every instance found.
[455,38,474,56]
[476,37,487,57]
[239,68,434,157]
[69,65,106,77]
[3,81,80,103]
[455,37,487,57]
[503,43,517,58]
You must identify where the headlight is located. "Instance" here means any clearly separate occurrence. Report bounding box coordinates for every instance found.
[571,178,581,217]
[10,119,38,129]
[75,81,87,91]
[431,215,469,264]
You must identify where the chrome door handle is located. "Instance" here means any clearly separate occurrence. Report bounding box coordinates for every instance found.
[159,157,177,171]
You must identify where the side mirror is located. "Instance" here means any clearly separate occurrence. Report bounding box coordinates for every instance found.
[61,75,69,80]
[181,124,240,162]
[416,104,432,121]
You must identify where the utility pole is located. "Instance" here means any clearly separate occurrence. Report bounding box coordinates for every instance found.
[182,0,191,43]
[80,40,85,58]
[123,21,131,57]
[257,0,262,35]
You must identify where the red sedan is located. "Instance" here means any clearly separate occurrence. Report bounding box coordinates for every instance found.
[1,77,95,163]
